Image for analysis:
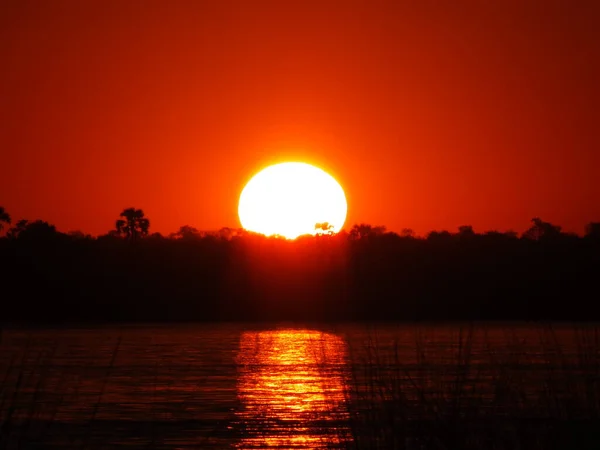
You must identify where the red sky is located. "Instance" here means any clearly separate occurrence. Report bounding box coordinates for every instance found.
[1,0,599,236]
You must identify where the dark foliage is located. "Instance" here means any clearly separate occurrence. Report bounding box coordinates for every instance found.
[0,214,599,324]
[115,208,150,242]
[0,207,10,232]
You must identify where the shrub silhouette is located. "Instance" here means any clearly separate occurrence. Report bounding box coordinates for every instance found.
[522,217,562,241]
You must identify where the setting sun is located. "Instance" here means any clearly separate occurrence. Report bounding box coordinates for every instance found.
[238,162,347,239]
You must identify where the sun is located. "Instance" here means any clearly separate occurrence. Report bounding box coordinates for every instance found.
[238,162,347,239]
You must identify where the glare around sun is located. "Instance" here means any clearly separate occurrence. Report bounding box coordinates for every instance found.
[238,162,347,239]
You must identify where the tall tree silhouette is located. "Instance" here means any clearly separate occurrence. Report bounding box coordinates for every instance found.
[0,207,10,232]
[115,208,150,242]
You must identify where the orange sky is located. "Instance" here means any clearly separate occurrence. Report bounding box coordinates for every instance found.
[1,1,599,236]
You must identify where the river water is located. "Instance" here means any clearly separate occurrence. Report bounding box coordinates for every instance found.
[0,323,597,448]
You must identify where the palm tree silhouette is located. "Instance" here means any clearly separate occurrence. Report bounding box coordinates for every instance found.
[115,208,150,242]
[0,207,10,232]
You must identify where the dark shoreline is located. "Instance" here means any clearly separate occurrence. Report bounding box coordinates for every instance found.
[1,223,599,323]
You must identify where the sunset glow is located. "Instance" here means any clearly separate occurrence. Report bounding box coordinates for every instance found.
[236,330,349,447]
[2,2,600,449]
[238,162,347,239]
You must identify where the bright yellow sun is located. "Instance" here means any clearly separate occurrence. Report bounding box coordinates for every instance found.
[238,162,347,239]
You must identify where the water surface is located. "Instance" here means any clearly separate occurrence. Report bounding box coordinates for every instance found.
[0,323,597,448]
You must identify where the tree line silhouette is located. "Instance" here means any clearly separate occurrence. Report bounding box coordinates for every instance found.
[0,206,599,323]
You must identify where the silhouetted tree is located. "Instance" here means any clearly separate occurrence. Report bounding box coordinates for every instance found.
[218,227,238,240]
[0,207,10,232]
[170,225,201,240]
[522,217,562,241]
[585,222,600,240]
[147,232,166,242]
[0,212,599,324]
[230,228,248,239]
[484,230,519,240]
[7,219,29,239]
[9,220,60,242]
[315,222,334,235]
[115,208,150,242]
[95,230,122,245]
[401,228,415,238]
[426,230,452,241]
[68,230,93,240]
[349,223,386,240]
[458,225,475,237]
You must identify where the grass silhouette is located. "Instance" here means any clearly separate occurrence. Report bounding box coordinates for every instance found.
[339,324,600,449]
[0,324,600,449]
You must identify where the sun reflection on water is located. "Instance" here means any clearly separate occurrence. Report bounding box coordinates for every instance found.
[236,329,350,448]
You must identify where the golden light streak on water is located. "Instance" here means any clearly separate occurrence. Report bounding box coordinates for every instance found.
[235,329,350,448]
